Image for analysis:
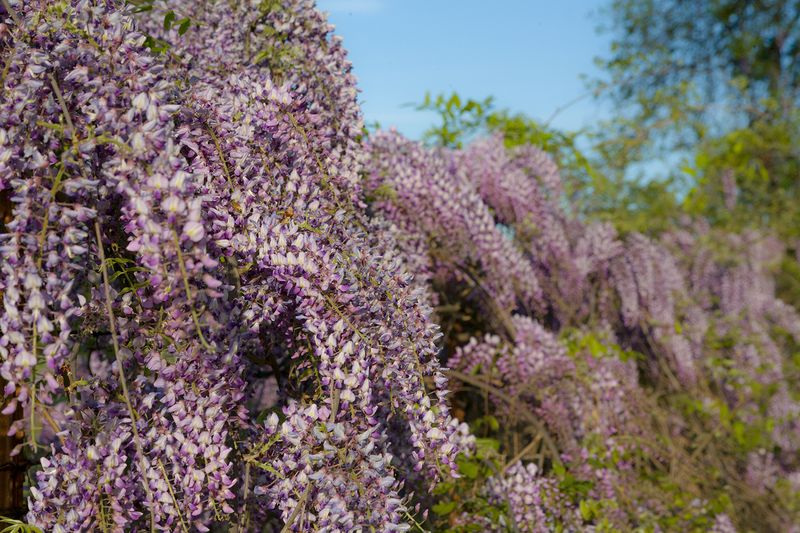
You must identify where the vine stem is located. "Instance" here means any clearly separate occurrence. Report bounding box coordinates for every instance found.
[280,485,310,533]
[0,0,20,26]
[29,332,38,451]
[171,230,214,352]
[502,433,542,475]
[329,388,340,423]
[156,459,190,533]
[206,126,234,190]
[236,461,251,532]
[94,222,156,532]
[48,74,75,141]
[38,164,66,269]
[404,511,426,532]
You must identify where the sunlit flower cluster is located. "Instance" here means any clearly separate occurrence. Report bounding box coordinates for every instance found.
[1,0,466,530]
[2,0,799,530]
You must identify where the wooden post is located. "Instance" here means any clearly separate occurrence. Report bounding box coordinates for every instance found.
[0,384,25,518]
[0,190,26,516]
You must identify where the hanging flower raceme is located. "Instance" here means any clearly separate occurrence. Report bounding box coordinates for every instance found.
[366,130,544,315]
[1,0,467,530]
[485,463,580,533]
[366,121,800,530]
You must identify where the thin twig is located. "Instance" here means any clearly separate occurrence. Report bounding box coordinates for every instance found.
[237,461,252,533]
[446,369,561,464]
[171,230,214,352]
[543,90,593,127]
[30,333,39,450]
[48,74,75,140]
[455,264,517,340]
[39,405,65,446]
[1,0,20,26]
[206,126,234,190]
[37,164,66,269]
[95,221,156,531]
[404,510,427,532]
[157,459,190,533]
[280,485,310,533]
[329,388,340,423]
[503,433,542,475]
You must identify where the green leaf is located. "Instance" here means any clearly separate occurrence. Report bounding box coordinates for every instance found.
[456,456,480,479]
[560,475,594,498]
[177,17,191,35]
[432,481,454,495]
[579,500,594,521]
[253,49,271,65]
[143,35,171,54]
[163,11,176,30]
[0,517,42,533]
[253,461,282,478]
[432,501,457,516]
[474,437,500,456]
[586,335,604,357]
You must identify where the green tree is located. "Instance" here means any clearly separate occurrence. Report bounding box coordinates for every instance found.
[594,0,800,300]
[597,0,800,157]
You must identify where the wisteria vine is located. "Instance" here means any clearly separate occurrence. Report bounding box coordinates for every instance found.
[1,0,799,531]
[0,0,468,530]
[367,132,800,531]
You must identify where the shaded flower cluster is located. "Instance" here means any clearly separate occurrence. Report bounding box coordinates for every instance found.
[484,463,580,533]
[367,133,800,530]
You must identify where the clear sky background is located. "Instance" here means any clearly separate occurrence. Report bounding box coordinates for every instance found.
[316,0,611,140]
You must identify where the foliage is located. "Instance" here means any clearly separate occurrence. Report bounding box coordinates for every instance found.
[683,113,800,238]
[0,518,41,533]
[415,91,608,219]
[415,92,495,149]
[591,0,800,302]
[596,0,800,162]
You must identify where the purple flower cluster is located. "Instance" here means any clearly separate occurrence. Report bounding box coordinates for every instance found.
[485,463,579,533]
[2,0,799,529]
[252,403,410,531]
[1,0,467,529]
[367,131,800,529]
[367,131,544,314]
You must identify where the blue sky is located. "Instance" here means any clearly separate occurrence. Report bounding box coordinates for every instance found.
[316,0,611,140]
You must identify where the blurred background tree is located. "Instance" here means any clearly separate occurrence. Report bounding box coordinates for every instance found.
[418,0,800,304]
[594,0,800,300]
